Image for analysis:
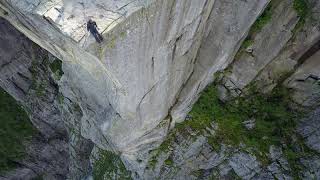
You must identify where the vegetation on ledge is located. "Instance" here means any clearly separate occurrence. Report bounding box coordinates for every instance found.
[293,0,309,33]
[49,59,64,80]
[0,88,36,173]
[148,80,318,176]
[235,0,279,59]
[184,84,300,154]
[93,150,132,180]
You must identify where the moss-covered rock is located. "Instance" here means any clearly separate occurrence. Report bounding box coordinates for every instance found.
[0,88,36,172]
[146,81,319,179]
[93,150,132,180]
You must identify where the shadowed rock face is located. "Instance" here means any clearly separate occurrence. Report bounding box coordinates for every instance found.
[298,107,320,153]
[0,0,319,179]
[0,17,69,179]
[0,17,94,180]
[0,17,65,140]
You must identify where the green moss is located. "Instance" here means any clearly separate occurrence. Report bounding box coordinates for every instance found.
[284,136,318,179]
[148,159,158,170]
[57,93,64,104]
[49,59,63,80]
[29,56,49,97]
[193,83,319,168]
[293,0,309,32]
[235,0,279,59]
[294,0,308,19]
[146,60,318,174]
[119,31,127,39]
[189,84,301,160]
[242,39,254,49]
[0,88,36,172]
[250,2,273,34]
[147,133,175,169]
[191,170,202,177]
[107,36,117,49]
[35,82,46,97]
[93,150,132,180]
[153,79,312,168]
[227,169,242,180]
[164,158,174,166]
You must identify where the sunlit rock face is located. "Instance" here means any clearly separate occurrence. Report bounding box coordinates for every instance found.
[1,0,319,179]
[9,0,154,42]
[170,0,270,122]
[215,0,320,109]
[0,0,270,174]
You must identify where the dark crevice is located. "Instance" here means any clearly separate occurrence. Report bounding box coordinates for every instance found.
[1,60,12,68]
[296,39,320,67]
[151,57,155,75]
[11,79,27,95]
[296,74,320,83]
[171,34,183,62]
[17,72,32,84]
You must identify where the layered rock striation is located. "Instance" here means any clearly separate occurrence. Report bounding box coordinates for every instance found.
[0,0,319,179]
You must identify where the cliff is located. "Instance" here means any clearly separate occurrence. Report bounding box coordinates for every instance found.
[0,0,319,179]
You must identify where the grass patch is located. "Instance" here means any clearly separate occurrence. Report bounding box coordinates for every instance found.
[0,88,36,172]
[241,39,254,50]
[293,0,309,33]
[188,84,302,162]
[57,93,64,104]
[152,81,313,168]
[164,158,174,166]
[93,150,132,180]
[283,137,318,178]
[107,36,117,49]
[235,0,279,59]
[29,55,49,97]
[147,132,175,169]
[35,82,46,97]
[294,0,308,20]
[119,31,127,39]
[49,59,63,80]
[249,2,274,34]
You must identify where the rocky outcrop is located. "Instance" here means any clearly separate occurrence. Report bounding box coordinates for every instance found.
[220,0,299,95]
[216,0,320,109]
[297,107,320,153]
[0,17,94,179]
[171,0,269,122]
[0,17,69,179]
[141,119,318,179]
[0,17,64,138]
[1,0,269,176]
[0,0,319,179]
[284,50,320,108]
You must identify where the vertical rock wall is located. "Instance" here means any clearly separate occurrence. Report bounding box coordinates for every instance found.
[0,17,94,179]
[216,0,320,109]
[171,0,270,122]
[1,0,319,179]
[0,17,69,179]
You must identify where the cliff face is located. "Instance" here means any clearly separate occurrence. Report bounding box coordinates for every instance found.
[0,18,94,179]
[217,0,320,109]
[0,18,68,179]
[0,0,319,179]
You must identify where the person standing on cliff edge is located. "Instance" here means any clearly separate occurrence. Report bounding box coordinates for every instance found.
[87,19,104,43]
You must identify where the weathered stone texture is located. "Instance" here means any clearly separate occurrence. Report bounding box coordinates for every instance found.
[0,17,69,179]
[0,0,319,179]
